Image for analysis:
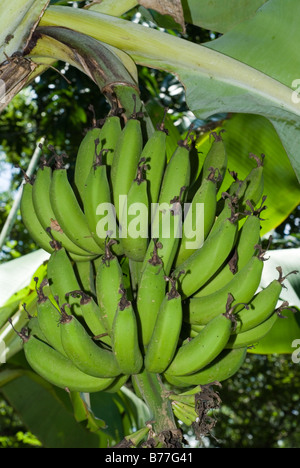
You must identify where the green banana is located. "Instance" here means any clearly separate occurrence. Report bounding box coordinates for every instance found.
[140,132,193,276]
[168,391,197,407]
[194,202,265,297]
[140,110,168,205]
[112,285,143,375]
[226,301,291,349]
[211,167,250,232]
[148,186,186,277]
[136,239,166,349]
[119,158,149,262]
[50,152,103,255]
[144,274,183,374]
[114,426,151,447]
[32,154,92,257]
[241,153,265,210]
[47,245,84,316]
[165,307,236,377]
[74,260,96,297]
[233,267,299,334]
[74,115,121,201]
[96,115,123,170]
[111,98,144,221]
[163,347,247,388]
[59,305,120,378]
[104,374,130,394]
[82,141,123,256]
[95,239,124,335]
[34,278,67,357]
[189,324,205,338]
[27,315,48,343]
[172,404,196,426]
[186,248,266,325]
[23,334,115,393]
[172,401,198,426]
[65,290,111,345]
[201,130,227,190]
[176,385,202,397]
[20,180,54,254]
[175,167,221,266]
[74,126,103,202]
[154,132,192,215]
[173,202,239,298]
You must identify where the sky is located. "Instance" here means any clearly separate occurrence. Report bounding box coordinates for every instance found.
[0,155,12,193]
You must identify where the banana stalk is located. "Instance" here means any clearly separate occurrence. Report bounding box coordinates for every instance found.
[27,26,148,122]
[132,370,182,446]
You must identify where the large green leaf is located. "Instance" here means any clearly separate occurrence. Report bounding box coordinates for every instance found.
[181,0,268,33]
[248,248,300,355]
[0,373,102,448]
[89,386,151,443]
[0,249,49,306]
[186,112,300,235]
[248,308,300,355]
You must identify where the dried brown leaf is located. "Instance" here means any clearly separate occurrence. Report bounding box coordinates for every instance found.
[138,0,185,33]
[0,56,36,113]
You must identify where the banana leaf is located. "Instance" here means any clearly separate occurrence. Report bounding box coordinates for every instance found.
[0,249,49,307]
[220,113,300,236]
[0,371,104,448]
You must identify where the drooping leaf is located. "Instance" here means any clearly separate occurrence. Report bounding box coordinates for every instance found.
[89,385,151,443]
[120,385,152,429]
[89,391,129,442]
[0,374,102,448]
[0,249,49,306]
[202,0,300,181]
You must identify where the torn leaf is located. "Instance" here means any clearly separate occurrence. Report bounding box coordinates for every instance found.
[0,55,36,113]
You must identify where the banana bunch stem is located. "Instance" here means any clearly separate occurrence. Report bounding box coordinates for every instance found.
[132,370,182,443]
[27,26,154,134]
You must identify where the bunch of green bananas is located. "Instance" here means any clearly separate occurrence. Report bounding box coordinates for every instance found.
[17,105,298,426]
